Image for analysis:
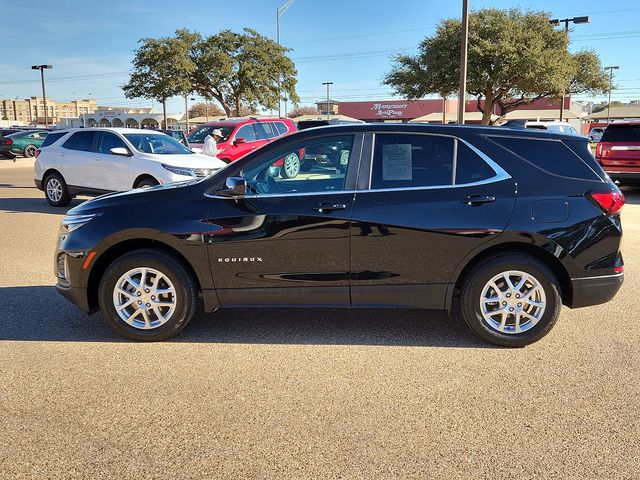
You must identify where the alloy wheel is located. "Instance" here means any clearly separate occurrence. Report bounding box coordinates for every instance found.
[283,153,300,178]
[46,178,63,203]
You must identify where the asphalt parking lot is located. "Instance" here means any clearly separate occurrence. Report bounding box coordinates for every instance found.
[1,158,639,479]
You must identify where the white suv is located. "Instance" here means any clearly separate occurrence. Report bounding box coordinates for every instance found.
[34,127,226,206]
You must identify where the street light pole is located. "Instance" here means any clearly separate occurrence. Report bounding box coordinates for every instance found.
[276,0,296,118]
[457,0,469,124]
[184,95,189,133]
[604,65,620,124]
[322,82,333,120]
[31,65,53,127]
[549,16,590,121]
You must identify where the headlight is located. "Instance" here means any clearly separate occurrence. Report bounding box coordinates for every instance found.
[60,213,102,233]
[162,164,216,178]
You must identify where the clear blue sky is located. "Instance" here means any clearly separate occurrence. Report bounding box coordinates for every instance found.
[1,0,639,114]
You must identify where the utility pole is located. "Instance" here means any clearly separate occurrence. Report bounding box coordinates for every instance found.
[604,65,620,124]
[276,0,296,118]
[457,0,469,124]
[549,16,590,121]
[31,65,52,127]
[184,95,189,133]
[322,82,333,120]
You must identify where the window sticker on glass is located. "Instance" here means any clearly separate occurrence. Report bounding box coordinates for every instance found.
[382,144,413,180]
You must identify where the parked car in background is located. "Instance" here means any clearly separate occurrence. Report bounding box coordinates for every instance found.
[159,129,189,148]
[34,128,226,206]
[596,121,640,185]
[54,123,623,346]
[0,128,20,137]
[525,121,581,136]
[187,117,297,165]
[0,130,48,158]
[588,127,605,143]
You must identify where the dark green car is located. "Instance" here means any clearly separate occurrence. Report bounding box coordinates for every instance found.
[0,130,48,158]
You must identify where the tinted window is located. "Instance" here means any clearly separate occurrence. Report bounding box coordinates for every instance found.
[372,134,454,189]
[455,142,496,184]
[40,132,67,148]
[124,133,192,155]
[187,125,234,143]
[273,121,289,135]
[235,124,257,142]
[489,136,599,180]
[237,135,355,195]
[255,122,276,140]
[63,131,97,152]
[601,124,640,142]
[98,132,128,154]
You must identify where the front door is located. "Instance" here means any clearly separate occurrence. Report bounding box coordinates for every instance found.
[206,133,362,307]
[92,131,132,191]
[350,132,516,309]
[228,123,266,160]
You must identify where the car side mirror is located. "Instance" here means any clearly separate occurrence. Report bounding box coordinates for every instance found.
[218,176,247,197]
[110,147,131,156]
[233,137,246,146]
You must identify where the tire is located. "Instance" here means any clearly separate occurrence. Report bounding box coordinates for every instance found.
[134,177,159,189]
[98,249,198,341]
[44,172,72,207]
[459,253,561,347]
[23,144,37,158]
[280,152,300,179]
[337,149,350,174]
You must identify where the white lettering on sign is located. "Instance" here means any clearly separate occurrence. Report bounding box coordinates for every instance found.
[370,103,409,117]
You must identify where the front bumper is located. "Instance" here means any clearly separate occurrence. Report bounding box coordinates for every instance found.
[34,179,43,190]
[56,283,94,312]
[569,272,624,308]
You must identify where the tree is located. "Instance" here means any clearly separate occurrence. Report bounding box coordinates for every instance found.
[592,101,624,113]
[188,102,225,118]
[184,28,299,117]
[384,8,609,124]
[288,106,321,118]
[123,35,194,127]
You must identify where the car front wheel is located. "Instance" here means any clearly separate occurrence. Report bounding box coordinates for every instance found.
[459,253,561,347]
[44,172,71,207]
[98,249,198,341]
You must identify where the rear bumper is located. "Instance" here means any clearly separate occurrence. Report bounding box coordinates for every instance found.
[569,272,624,308]
[604,170,640,182]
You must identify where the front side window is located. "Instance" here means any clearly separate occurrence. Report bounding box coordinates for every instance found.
[233,135,355,196]
[98,132,128,155]
[124,133,192,155]
[63,131,97,152]
[235,124,258,142]
[187,125,234,143]
[372,134,454,189]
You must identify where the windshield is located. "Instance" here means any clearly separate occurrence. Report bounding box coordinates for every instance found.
[187,125,234,143]
[124,133,192,155]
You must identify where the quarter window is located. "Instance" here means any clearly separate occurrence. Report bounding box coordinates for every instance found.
[234,135,355,196]
[273,121,289,135]
[455,142,496,184]
[372,134,454,189]
[235,124,258,142]
[63,131,97,152]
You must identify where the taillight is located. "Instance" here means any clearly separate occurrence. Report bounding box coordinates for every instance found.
[2,138,12,145]
[595,142,602,158]
[35,149,41,158]
[586,190,625,215]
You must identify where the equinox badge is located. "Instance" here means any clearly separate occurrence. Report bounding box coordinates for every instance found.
[218,257,263,263]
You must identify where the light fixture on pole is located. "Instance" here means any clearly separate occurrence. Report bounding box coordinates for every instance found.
[276,0,295,118]
[31,64,53,127]
[549,16,590,121]
[457,0,469,125]
[604,65,619,124]
[322,82,334,120]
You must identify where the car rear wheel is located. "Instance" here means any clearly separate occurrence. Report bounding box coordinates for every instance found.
[98,249,198,341]
[134,177,159,189]
[459,253,561,347]
[44,172,71,207]
[23,144,37,158]
[280,152,300,179]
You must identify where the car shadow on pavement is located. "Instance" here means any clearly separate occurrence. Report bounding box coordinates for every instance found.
[0,286,490,348]
[0,197,86,215]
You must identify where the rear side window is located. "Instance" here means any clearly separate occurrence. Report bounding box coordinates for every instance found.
[63,131,97,152]
[489,136,599,180]
[255,122,276,140]
[372,134,454,189]
[455,142,496,184]
[601,124,640,142]
[40,132,67,148]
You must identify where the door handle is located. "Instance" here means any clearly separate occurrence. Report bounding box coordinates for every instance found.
[462,195,496,206]
[313,202,346,213]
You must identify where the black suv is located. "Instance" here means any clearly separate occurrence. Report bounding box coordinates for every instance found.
[55,124,624,346]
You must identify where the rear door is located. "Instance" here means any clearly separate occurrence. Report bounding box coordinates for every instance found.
[350,132,516,309]
[59,130,99,188]
[598,124,640,172]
